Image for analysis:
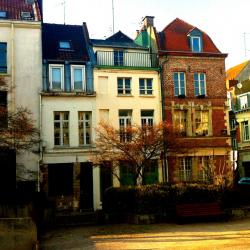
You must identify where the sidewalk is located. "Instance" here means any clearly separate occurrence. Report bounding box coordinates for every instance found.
[40,218,250,250]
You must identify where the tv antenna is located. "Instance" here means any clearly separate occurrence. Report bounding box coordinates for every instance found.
[112,0,115,34]
[243,32,250,58]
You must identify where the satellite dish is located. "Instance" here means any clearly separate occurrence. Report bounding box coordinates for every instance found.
[237,82,242,89]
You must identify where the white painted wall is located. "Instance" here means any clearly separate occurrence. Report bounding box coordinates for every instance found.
[0,21,42,183]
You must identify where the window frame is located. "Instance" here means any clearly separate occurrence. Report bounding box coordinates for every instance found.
[173,72,186,96]
[190,36,201,52]
[78,111,91,146]
[0,11,7,18]
[59,40,71,50]
[194,110,209,136]
[173,110,187,136]
[139,78,153,95]
[242,121,250,142]
[119,110,132,142]
[49,64,64,91]
[0,42,7,74]
[194,73,206,96]
[179,157,192,182]
[141,110,154,126]
[114,50,124,66]
[54,111,69,146]
[117,77,131,95]
[71,65,85,91]
[239,94,249,109]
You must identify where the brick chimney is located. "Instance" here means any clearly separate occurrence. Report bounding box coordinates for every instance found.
[142,16,154,28]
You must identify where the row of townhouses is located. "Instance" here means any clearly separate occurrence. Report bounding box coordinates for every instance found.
[0,0,231,211]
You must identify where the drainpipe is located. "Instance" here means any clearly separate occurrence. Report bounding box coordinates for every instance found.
[37,93,42,192]
[11,23,15,111]
[160,59,169,183]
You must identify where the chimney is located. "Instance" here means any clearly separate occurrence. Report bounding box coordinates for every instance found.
[142,16,154,28]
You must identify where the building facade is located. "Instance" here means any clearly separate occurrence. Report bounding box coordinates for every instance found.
[0,0,42,191]
[137,17,231,184]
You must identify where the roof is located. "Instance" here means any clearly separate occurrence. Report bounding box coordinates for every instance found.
[91,31,146,49]
[226,60,249,81]
[42,23,89,61]
[0,0,41,21]
[157,18,225,57]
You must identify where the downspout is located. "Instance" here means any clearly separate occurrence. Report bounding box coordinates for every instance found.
[160,59,169,183]
[11,23,15,111]
[37,93,42,192]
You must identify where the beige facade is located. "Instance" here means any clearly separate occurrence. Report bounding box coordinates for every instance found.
[0,20,42,184]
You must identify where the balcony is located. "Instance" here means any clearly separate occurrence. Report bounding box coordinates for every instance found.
[95,51,159,69]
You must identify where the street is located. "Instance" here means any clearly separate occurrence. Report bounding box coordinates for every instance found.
[40,218,250,250]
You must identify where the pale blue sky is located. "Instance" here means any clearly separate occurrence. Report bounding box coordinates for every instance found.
[43,0,250,69]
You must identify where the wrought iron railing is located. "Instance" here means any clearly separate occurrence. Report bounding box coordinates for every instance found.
[95,51,158,68]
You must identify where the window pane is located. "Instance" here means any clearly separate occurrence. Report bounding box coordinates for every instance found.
[0,43,7,73]
[59,41,71,49]
[74,68,83,90]
[192,37,201,52]
[52,68,62,89]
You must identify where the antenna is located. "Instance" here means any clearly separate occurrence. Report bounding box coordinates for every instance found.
[112,0,115,34]
[243,32,250,58]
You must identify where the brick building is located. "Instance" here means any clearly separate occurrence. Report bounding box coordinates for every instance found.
[136,17,231,184]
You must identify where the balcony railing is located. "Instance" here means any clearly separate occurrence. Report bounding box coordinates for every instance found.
[95,51,159,68]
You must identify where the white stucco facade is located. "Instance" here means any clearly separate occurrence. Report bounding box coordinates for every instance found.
[0,20,42,184]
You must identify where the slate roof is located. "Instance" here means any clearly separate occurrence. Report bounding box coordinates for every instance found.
[0,0,41,21]
[42,23,89,61]
[157,18,225,57]
[91,31,146,49]
[226,60,249,81]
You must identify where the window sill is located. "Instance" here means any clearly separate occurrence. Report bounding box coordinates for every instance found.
[139,94,155,98]
[117,94,134,97]
[41,91,96,97]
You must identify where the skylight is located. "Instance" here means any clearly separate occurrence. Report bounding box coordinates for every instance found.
[21,11,31,19]
[59,41,71,50]
[0,11,7,18]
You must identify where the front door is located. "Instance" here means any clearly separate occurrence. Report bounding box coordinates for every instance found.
[80,162,93,210]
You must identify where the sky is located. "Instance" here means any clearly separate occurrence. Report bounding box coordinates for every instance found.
[43,0,250,70]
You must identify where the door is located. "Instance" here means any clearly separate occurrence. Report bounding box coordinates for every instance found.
[80,162,93,210]
[100,163,113,201]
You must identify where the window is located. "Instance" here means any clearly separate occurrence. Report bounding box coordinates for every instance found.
[49,65,64,90]
[21,11,32,20]
[54,111,69,146]
[141,110,154,126]
[139,78,153,95]
[71,65,85,91]
[142,160,158,185]
[0,91,7,128]
[114,50,124,66]
[0,43,7,73]
[198,156,212,182]
[179,157,192,182]
[79,112,91,145]
[59,41,71,50]
[239,94,249,109]
[173,110,187,136]
[173,72,186,96]
[190,36,201,52]
[119,110,132,142]
[120,161,134,186]
[194,73,206,96]
[195,110,209,136]
[117,78,131,95]
[0,11,7,18]
[242,121,250,141]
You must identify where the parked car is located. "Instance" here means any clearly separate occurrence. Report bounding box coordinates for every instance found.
[238,177,250,185]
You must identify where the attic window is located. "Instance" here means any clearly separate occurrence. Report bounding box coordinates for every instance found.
[190,36,201,52]
[21,11,32,20]
[0,11,7,18]
[59,41,72,50]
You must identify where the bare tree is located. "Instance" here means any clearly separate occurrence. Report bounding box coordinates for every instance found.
[0,106,40,152]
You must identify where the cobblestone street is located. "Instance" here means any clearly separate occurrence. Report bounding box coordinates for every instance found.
[40,218,250,250]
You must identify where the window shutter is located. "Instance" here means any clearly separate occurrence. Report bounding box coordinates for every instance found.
[65,64,71,92]
[86,62,93,92]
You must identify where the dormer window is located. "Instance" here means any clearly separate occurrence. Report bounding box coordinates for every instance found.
[0,11,7,19]
[59,41,71,50]
[21,11,32,20]
[190,36,201,52]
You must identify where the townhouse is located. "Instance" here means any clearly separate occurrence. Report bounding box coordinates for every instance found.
[40,23,98,210]
[136,17,231,184]
[226,60,250,178]
[0,0,42,192]
[92,30,163,192]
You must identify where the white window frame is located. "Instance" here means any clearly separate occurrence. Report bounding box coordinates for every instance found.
[173,72,186,96]
[194,110,209,136]
[78,111,91,146]
[54,111,69,146]
[239,94,248,109]
[117,77,131,95]
[141,110,154,126]
[242,121,250,141]
[194,73,206,96]
[119,110,132,142]
[174,110,187,135]
[179,157,192,182]
[49,64,64,91]
[191,36,201,52]
[71,65,85,91]
[139,78,153,95]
